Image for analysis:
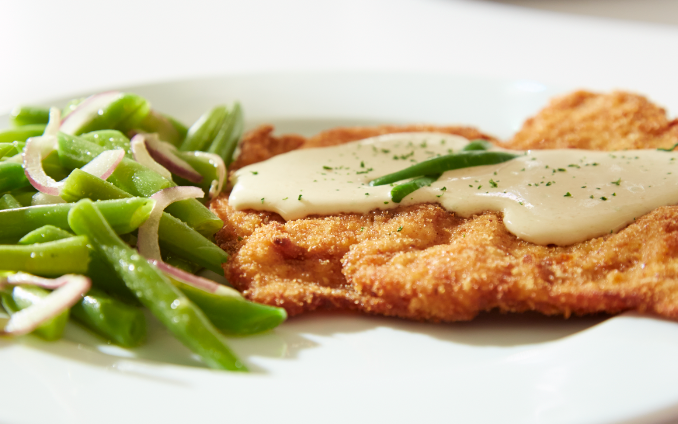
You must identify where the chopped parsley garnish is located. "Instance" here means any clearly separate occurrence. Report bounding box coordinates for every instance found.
[298,195,302,201]
[251,171,258,175]
[611,178,621,186]
[489,179,498,188]
[323,166,333,170]
[397,225,403,232]
[564,192,572,197]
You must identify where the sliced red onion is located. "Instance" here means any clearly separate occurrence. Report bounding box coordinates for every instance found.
[137,186,204,260]
[2,272,70,289]
[182,151,226,199]
[0,274,90,337]
[148,260,241,297]
[22,108,63,196]
[60,91,123,135]
[144,134,203,183]
[32,192,66,206]
[130,134,172,180]
[80,149,125,180]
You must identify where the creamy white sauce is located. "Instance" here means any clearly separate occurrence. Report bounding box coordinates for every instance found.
[229,133,678,246]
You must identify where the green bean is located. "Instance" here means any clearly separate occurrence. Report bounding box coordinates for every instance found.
[57,133,223,238]
[8,187,37,207]
[0,198,154,242]
[0,124,45,144]
[176,281,286,336]
[0,236,90,277]
[10,106,51,127]
[173,152,222,199]
[0,142,24,159]
[0,162,30,193]
[61,169,227,273]
[71,288,146,347]
[370,151,521,186]
[81,130,132,158]
[1,285,69,341]
[18,225,74,244]
[17,222,139,304]
[0,194,21,210]
[137,111,185,147]
[68,199,246,371]
[207,103,243,166]
[462,139,494,151]
[70,93,150,135]
[164,114,189,141]
[390,174,442,203]
[42,150,70,181]
[179,106,228,152]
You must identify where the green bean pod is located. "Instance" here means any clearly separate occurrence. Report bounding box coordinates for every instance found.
[462,139,494,151]
[1,286,69,341]
[0,198,154,242]
[0,162,31,193]
[8,187,37,207]
[81,130,132,158]
[179,106,228,152]
[67,199,246,371]
[0,124,46,144]
[17,223,139,304]
[10,106,51,127]
[69,93,150,135]
[174,151,221,197]
[137,111,185,147]
[0,194,21,210]
[57,133,223,238]
[176,281,286,336]
[0,142,25,160]
[71,288,146,347]
[370,150,521,186]
[60,169,227,273]
[18,225,73,244]
[391,174,442,203]
[207,103,243,166]
[0,236,90,277]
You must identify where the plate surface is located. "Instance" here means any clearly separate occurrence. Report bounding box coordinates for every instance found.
[2,73,678,424]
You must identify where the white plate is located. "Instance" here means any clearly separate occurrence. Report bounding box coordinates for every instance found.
[2,73,678,424]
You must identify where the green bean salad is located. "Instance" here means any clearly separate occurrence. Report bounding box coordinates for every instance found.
[0,92,284,371]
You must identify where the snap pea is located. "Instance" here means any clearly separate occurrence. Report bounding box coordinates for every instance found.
[71,288,146,347]
[370,150,521,186]
[179,106,228,152]
[207,103,243,166]
[10,106,51,127]
[57,133,223,238]
[0,124,46,144]
[390,174,442,203]
[176,281,286,336]
[81,130,132,158]
[69,93,150,135]
[0,162,30,193]
[67,199,247,371]
[61,169,228,273]
[0,198,154,242]
[0,236,90,277]
[0,194,21,210]
[462,139,494,151]
[1,285,69,341]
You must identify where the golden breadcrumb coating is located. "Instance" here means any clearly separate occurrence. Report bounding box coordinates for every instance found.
[212,91,678,321]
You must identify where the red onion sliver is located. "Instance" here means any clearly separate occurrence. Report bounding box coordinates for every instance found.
[80,149,125,180]
[60,91,123,135]
[131,135,172,180]
[137,186,205,260]
[22,108,63,196]
[182,151,226,199]
[2,272,70,290]
[0,274,90,337]
[144,134,203,183]
[149,260,241,297]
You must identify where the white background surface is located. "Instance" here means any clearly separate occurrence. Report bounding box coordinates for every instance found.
[1,0,678,115]
[2,2,678,424]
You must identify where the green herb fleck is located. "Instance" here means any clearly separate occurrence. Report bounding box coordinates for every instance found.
[600,197,608,201]
[397,225,403,232]
[323,166,333,170]
[260,198,265,204]
[489,179,498,188]
[611,178,621,186]
[564,192,572,197]
[298,195,303,201]
[251,171,258,175]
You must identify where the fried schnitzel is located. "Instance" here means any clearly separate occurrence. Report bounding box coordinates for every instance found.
[212,90,678,321]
